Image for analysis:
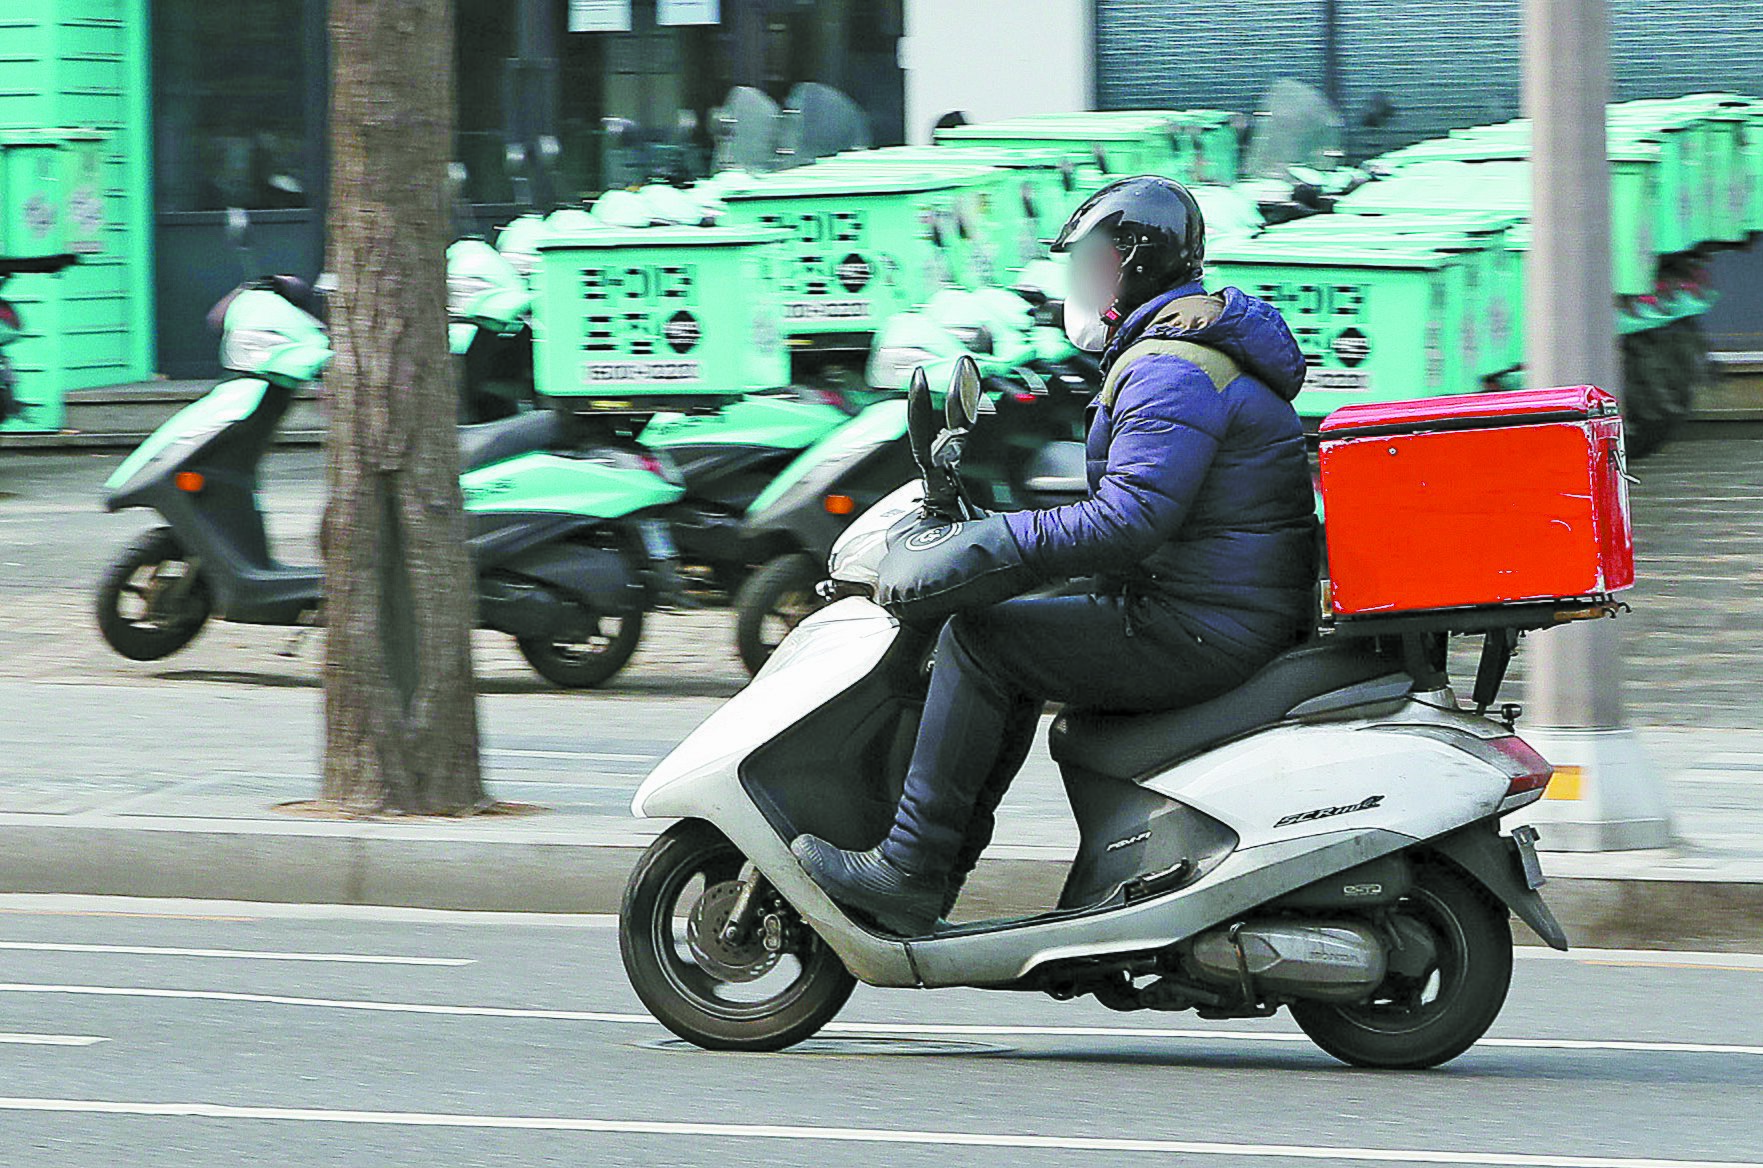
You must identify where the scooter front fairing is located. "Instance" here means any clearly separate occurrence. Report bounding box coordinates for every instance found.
[633,596,924,987]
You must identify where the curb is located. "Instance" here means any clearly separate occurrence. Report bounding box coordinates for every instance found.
[3,819,1761,951]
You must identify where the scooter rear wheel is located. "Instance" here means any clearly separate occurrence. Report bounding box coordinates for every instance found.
[96,527,211,661]
[620,818,855,1052]
[515,605,643,688]
[1291,859,1512,1069]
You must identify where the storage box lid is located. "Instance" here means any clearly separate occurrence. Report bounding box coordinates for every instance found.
[1208,240,1452,269]
[535,225,789,250]
[718,165,995,198]
[832,145,1071,171]
[1319,386,1619,438]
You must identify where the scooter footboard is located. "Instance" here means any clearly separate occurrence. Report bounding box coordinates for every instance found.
[907,827,1415,989]
[497,542,642,617]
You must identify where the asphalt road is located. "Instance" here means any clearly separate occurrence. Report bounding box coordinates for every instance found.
[1,895,1760,1168]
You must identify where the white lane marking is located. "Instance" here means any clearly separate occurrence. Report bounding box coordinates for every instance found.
[485,749,657,764]
[2,984,1761,1057]
[1517,948,1763,971]
[0,896,621,927]
[0,1098,1753,1167]
[0,943,471,966]
[0,1034,106,1047]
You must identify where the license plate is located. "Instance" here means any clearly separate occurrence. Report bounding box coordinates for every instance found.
[637,519,679,562]
[1510,825,1547,890]
[1304,368,1372,394]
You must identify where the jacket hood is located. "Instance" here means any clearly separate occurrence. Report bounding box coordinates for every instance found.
[1105,284,1308,402]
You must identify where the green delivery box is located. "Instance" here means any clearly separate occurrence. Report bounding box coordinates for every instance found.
[715,165,999,346]
[1207,242,1474,418]
[1,130,106,259]
[822,144,1094,259]
[532,226,791,410]
[935,109,1240,186]
[1260,211,1524,376]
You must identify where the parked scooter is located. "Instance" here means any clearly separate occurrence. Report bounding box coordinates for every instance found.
[730,290,1096,674]
[0,253,79,426]
[619,356,1575,1069]
[445,238,538,422]
[97,287,686,688]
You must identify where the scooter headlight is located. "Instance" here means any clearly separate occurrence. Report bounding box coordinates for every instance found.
[221,327,289,375]
[866,345,939,391]
[446,272,498,318]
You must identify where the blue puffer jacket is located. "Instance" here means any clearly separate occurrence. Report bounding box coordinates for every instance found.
[1005,281,1317,658]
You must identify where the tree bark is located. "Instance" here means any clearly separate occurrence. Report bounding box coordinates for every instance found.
[320,0,484,814]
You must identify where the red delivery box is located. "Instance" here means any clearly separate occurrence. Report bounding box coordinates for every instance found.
[1318,386,1636,617]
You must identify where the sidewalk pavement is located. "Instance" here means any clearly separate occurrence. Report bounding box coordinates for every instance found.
[2,679,1761,950]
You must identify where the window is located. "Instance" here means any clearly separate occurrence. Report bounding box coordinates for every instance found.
[152,0,314,212]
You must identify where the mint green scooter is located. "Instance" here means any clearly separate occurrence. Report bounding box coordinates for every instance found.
[97,281,686,688]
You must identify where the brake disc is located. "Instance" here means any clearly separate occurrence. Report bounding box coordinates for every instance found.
[686,879,780,984]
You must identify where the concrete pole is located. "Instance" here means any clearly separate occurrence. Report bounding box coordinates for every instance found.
[1518,0,1671,850]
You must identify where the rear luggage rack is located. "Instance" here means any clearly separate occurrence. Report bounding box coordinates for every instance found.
[1322,595,1628,716]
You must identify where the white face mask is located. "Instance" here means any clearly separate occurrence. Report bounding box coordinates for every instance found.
[1062,234,1123,353]
[1062,277,1110,352]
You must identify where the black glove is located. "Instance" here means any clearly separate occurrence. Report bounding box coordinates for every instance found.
[876,512,1038,627]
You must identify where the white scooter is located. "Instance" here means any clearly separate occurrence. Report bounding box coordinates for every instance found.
[619,356,1578,1070]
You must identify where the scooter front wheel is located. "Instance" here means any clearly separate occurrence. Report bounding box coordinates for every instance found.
[96,527,212,661]
[1291,859,1513,1069]
[515,606,643,688]
[733,553,826,676]
[619,818,855,1052]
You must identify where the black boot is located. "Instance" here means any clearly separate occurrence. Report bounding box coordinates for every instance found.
[790,835,945,938]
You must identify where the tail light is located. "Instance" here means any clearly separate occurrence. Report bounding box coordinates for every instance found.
[0,300,20,333]
[1490,736,1554,801]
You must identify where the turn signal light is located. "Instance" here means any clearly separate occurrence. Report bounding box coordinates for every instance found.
[823,493,856,516]
[174,471,206,493]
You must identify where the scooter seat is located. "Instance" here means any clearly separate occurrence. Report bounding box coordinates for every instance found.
[457,410,565,473]
[1049,641,1409,783]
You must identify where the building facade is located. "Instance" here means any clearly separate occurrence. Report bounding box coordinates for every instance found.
[4,0,1758,412]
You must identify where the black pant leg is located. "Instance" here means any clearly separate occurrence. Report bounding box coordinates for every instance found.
[880,593,1252,880]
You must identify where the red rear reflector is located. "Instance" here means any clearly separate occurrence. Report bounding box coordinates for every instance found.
[1012,392,1036,404]
[174,471,206,493]
[0,301,20,332]
[823,493,856,516]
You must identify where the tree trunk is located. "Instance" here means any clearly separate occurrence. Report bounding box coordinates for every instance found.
[320,0,484,814]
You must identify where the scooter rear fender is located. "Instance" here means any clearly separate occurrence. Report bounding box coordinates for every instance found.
[1425,819,1569,949]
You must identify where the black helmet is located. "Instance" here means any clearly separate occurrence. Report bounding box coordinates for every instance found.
[1051,176,1205,319]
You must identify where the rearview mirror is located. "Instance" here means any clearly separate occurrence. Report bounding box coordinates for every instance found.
[945,355,982,431]
[906,366,936,476]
